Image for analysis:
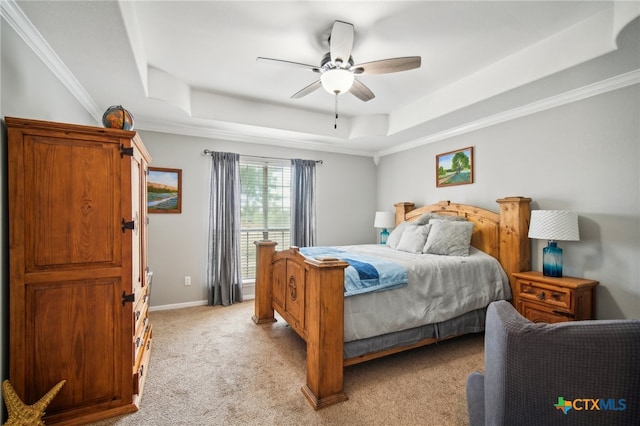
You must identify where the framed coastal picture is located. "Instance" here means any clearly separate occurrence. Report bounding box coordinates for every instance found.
[148,167,182,213]
[436,146,474,187]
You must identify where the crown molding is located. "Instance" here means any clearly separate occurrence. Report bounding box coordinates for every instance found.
[1,0,103,122]
[134,119,376,158]
[377,69,640,158]
[5,0,638,160]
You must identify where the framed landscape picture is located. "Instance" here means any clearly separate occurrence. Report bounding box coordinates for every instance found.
[436,146,474,187]
[148,167,182,213]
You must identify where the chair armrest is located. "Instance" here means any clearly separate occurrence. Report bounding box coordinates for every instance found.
[483,301,640,425]
[466,372,485,426]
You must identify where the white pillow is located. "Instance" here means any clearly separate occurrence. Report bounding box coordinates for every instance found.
[397,224,431,253]
[386,221,409,249]
[423,220,474,256]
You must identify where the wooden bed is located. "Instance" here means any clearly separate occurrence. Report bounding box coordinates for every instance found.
[252,196,531,409]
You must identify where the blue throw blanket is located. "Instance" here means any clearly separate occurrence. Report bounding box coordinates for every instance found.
[299,247,408,297]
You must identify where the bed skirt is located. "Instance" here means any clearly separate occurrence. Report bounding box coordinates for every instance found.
[343,307,487,359]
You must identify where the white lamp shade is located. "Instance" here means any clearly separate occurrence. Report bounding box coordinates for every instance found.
[374,211,396,229]
[528,210,580,241]
[321,69,354,94]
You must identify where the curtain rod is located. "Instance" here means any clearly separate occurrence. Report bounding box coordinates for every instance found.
[203,149,323,164]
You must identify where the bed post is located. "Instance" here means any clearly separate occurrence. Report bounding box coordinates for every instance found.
[496,197,532,307]
[301,257,349,410]
[394,202,415,225]
[252,240,278,324]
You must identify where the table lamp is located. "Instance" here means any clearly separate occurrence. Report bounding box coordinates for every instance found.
[374,211,396,244]
[528,210,580,277]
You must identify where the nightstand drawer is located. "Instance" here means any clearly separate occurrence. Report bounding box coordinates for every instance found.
[512,271,598,323]
[519,301,574,323]
[517,279,571,310]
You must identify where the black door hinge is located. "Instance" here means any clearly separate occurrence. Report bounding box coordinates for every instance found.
[120,144,134,157]
[122,291,135,306]
[121,218,135,233]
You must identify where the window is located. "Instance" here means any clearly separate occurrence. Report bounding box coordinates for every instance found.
[239,160,291,280]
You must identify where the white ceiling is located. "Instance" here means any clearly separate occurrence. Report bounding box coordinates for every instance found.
[10,1,640,156]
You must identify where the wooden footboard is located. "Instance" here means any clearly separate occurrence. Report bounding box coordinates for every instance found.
[253,196,531,409]
[252,242,349,409]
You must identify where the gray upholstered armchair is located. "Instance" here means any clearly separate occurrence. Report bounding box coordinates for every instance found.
[466,300,640,426]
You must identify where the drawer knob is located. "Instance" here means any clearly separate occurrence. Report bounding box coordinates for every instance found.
[537,291,546,301]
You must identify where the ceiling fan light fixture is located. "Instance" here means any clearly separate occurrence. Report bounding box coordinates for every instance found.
[320,69,354,95]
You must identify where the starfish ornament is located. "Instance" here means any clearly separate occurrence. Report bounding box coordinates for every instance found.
[2,379,66,426]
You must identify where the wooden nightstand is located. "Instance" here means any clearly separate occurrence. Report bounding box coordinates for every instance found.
[512,271,598,323]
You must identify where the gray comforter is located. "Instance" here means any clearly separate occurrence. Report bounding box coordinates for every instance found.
[338,244,511,342]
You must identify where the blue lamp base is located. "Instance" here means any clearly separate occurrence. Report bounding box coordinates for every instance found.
[380,228,389,244]
[542,241,563,277]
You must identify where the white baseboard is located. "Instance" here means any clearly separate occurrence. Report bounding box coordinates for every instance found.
[149,289,255,312]
[149,300,208,312]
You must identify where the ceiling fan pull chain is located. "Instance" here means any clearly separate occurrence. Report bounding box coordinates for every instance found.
[334,92,338,129]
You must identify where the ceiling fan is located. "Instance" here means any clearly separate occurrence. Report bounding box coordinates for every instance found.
[257,20,421,107]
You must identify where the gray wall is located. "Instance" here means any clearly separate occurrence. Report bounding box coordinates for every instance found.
[139,130,376,308]
[377,85,640,319]
[374,18,640,320]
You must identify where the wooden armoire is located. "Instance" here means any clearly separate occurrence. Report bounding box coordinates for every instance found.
[6,117,153,424]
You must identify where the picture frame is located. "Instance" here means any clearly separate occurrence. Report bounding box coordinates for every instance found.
[436,146,474,187]
[148,167,182,213]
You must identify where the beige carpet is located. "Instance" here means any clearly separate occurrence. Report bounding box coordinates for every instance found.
[91,302,484,426]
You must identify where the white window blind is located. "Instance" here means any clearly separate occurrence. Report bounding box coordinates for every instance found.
[240,160,291,279]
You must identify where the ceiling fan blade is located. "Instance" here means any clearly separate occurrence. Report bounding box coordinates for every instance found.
[329,21,354,65]
[291,80,322,99]
[256,57,320,73]
[352,56,421,75]
[349,79,375,102]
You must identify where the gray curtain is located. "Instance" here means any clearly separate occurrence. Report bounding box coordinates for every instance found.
[207,151,243,306]
[290,159,317,247]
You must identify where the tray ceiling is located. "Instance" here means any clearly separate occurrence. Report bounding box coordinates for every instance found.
[9,1,640,156]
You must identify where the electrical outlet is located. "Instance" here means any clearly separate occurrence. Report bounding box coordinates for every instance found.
[184,276,191,286]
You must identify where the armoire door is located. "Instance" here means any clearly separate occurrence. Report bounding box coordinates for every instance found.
[8,123,134,421]
[129,137,149,300]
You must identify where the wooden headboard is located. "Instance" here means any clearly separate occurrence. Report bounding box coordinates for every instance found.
[394,197,532,302]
